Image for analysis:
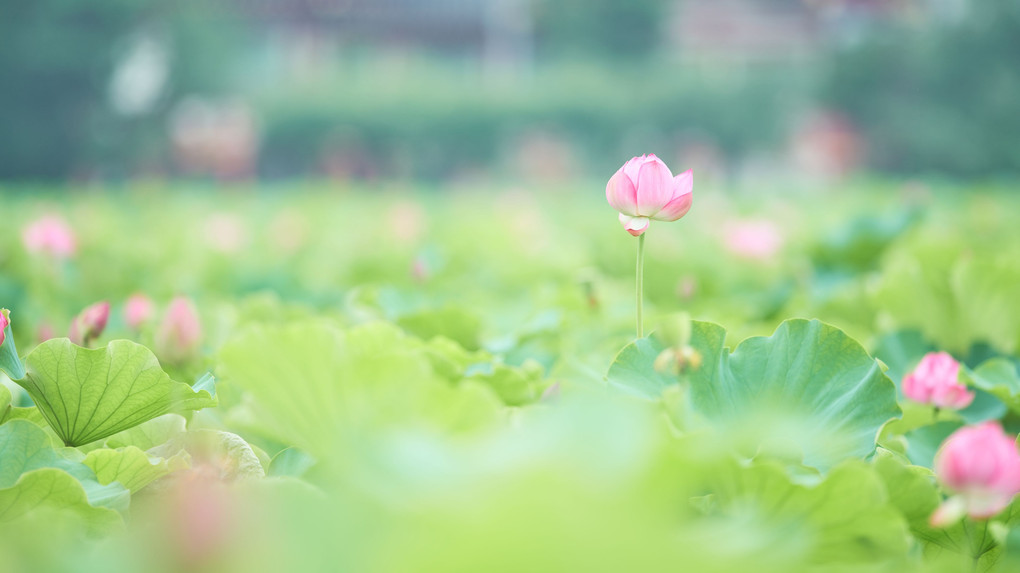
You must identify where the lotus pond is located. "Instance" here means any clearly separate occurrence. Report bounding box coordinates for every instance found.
[1,179,1020,572]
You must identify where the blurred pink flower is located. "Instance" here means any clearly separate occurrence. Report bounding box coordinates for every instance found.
[22,215,76,258]
[902,352,974,410]
[155,296,202,364]
[931,422,1020,525]
[125,294,155,330]
[69,301,110,346]
[724,220,783,259]
[387,200,427,244]
[36,322,55,343]
[606,154,693,236]
[204,213,248,254]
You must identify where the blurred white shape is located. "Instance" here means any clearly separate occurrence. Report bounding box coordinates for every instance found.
[109,34,169,116]
[169,97,259,179]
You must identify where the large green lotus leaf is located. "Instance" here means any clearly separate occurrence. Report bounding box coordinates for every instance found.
[610,319,901,469]
[103,413,187,450]
[962,358,1020,414]
[218,321,502,461]
[396,305,482,351]
[18,338,217,447]
[605,337,675,399]
[872,449,1000,569]
[0,469,122,533]
[0,419,129,513]
[691,319,900,469]
[874,254,1020,355]
[706,459,909,564]
[84,446,189,493]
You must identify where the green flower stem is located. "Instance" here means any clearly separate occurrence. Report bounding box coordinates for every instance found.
[636,232,646,339]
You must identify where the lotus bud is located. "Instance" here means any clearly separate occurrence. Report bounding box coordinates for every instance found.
[125,293,155,331]
[69,301,110,347]
[931,422,1020,526]
[156,296,202,364]
[606,154,693,237]
[21,215,76,259]
[0,309,7,350]
[902,352,974,410]
[0,309,26,380]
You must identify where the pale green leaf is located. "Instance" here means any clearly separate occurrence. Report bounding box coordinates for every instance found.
[84,446,189,493]
[963,359,1020,414]
[18,338,217,446]
[0,469,121,533]
[609,319,901,470]
[0,419,129,513]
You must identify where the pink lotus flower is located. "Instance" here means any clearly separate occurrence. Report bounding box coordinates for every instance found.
[724,220,783,259]
[156,296,202,364]
[125,294,155,330]
[0,308,9,348]
[606,155,693,236]
[931,422,1020,526]
[902,352,974,410]
[22,215,76,258]
[69,301,110,346]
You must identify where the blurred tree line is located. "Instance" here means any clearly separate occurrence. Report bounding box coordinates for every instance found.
[0,0,249,180]
[823,0,1020,177]
[1,0,1018,181]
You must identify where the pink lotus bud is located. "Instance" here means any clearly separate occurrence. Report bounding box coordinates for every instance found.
[606,154,693,236]
[931,422,1020,526]
[22,215,76,258]
[0,308,8,348]
[156,296,202,364]
[124,294,155,330]
[724,220,783,259]
[69,301,110,346]
[902,352,974,410]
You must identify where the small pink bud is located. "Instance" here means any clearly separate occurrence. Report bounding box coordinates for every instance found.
[902,352,974,410]
[0,308,9,348]
[606,154,693,236]
[411,257,430,283]
[124,294,155,330]
[155,297,202,364]
[932,422,1020,524]
[21,215,77,259]
[69,301,110,346]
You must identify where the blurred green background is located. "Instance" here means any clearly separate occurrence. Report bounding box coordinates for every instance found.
[2,0,1018,183]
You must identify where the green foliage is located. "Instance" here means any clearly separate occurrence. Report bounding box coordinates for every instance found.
[1,185,1020,570]
[19,338,217,446]
[609,319,901,470]
[84,446,188,493]
[0,420,126,531]
[218,321,503,465]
